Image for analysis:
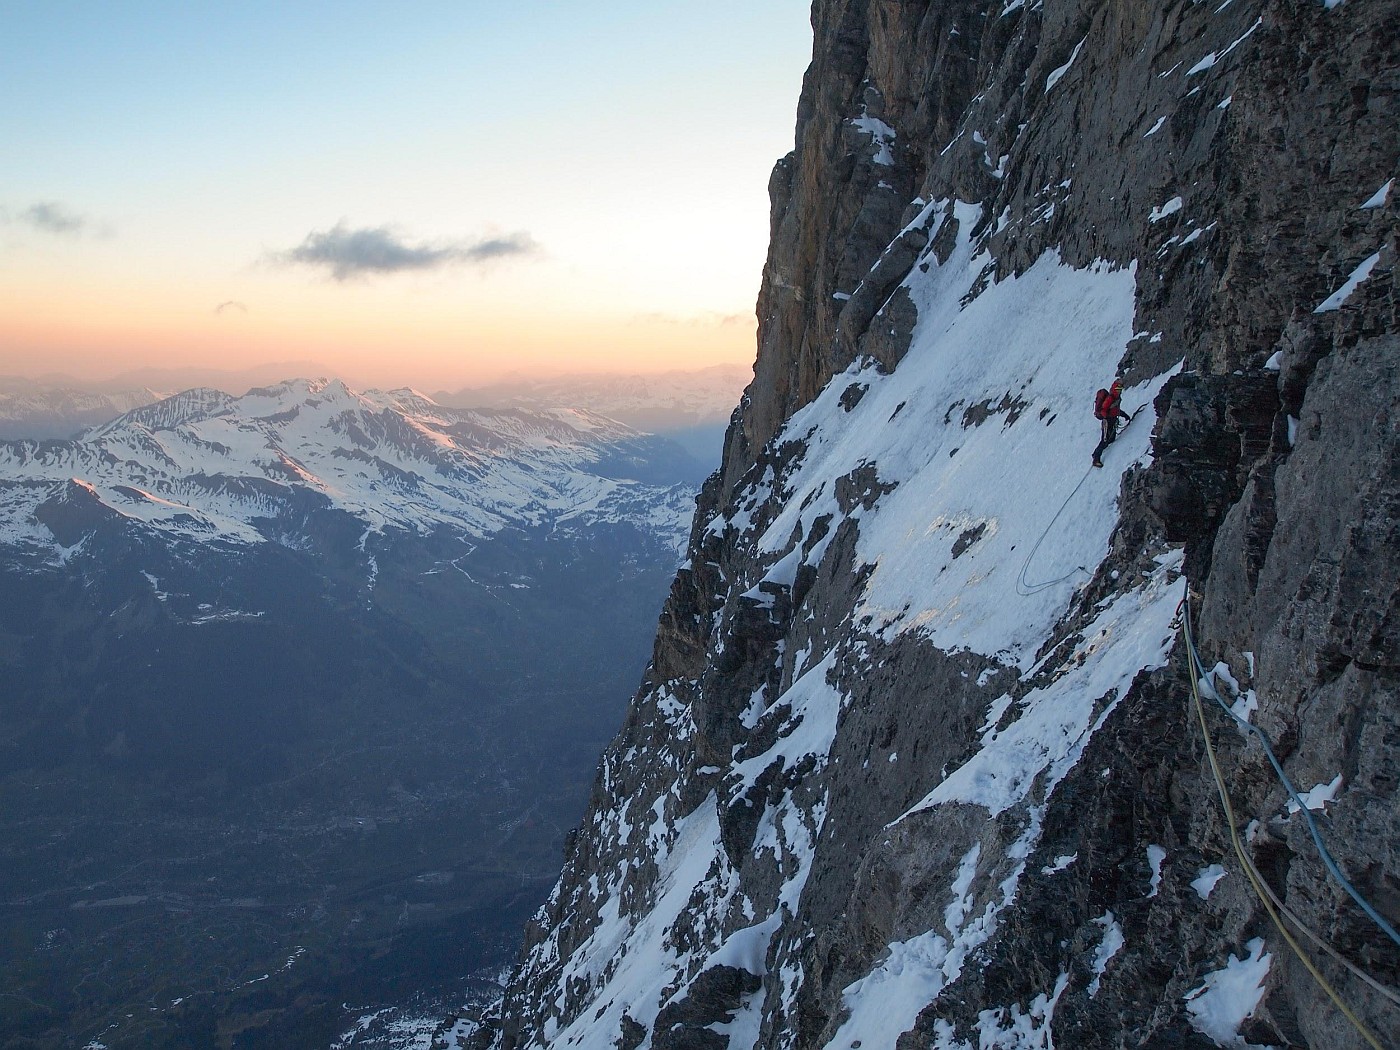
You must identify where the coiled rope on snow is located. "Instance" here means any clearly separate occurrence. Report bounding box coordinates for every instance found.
[1014,406,1144,596]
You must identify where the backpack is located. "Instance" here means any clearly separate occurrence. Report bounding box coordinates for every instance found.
[1094,388,1111,420]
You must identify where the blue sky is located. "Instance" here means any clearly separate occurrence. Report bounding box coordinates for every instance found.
[0,1,813,387]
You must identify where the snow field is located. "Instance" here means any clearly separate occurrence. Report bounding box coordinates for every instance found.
[737,199,1178,668]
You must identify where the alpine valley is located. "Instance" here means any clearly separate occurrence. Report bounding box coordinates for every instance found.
[0,379,707,1048]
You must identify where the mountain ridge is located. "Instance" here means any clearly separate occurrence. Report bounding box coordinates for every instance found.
[0,377,703,561]
[0,378,711,1047]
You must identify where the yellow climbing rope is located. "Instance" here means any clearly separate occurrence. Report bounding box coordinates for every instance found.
[1182,610,1388,1050]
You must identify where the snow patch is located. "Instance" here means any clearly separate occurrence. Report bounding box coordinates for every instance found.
[1229,689,1258,724]
[1146,845,1167,898]
[1314,251,1382,313]
[1184,938,1272,1046]
[1360,179,1392,209]
[849,114,897,166]
[974,972,1070,1048]
[1285,773,1342,815]
[1045,38,1086,93]
[1087,911,1125,997]
[1150,197,1184,223]
[1186,18,1262,76]
[826,823,1042,1049]
[1192,864,1227,899]
[1186,53,1219,75]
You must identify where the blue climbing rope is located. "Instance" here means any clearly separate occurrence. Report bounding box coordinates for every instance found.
[1180,596,1400,952]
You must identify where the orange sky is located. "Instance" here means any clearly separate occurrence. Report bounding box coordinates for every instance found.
[0,260,762,389]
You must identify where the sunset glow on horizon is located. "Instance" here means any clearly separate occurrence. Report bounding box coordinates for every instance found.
[1,1,813,391]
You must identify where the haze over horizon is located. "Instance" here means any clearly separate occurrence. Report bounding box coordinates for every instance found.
[2,357,754,399]
[1,2,812,391]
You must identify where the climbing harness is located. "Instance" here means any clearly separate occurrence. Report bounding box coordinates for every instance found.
[1014,406,1145,596]
[1179,597,1398,1047]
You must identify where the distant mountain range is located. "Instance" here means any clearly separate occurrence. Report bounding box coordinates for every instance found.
[441,364,748,428]
[0,364,751,463]
[440,364,750,461]
[0,377,703,559]
[0,382,169,439]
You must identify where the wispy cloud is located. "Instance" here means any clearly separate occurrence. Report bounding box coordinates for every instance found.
[631,310,752,328]
[273,222,539,281]
[3,200,104,236]
[214,300,249,315]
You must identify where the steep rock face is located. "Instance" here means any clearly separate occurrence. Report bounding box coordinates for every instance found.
[475,1,1397,1048]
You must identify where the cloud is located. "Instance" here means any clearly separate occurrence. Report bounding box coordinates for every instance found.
[631,310,754,328]
[274,222,538,281]
[214,300,249,315]
[4,200,101,236]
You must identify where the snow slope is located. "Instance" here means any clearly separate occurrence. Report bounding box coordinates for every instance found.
[715,200,1178,667]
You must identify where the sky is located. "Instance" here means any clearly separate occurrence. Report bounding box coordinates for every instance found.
[0,1,813,390]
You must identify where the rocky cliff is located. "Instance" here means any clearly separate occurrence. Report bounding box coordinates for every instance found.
[467,1,1398,1047]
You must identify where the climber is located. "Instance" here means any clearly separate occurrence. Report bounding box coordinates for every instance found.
[1091,379,1130,467]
